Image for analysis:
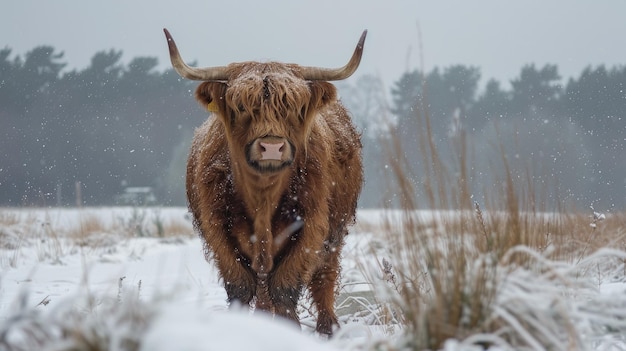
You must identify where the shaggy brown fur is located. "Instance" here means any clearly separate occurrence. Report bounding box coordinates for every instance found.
[185,61,362,335]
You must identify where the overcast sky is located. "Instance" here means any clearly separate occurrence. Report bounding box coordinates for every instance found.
[2,1,626,89]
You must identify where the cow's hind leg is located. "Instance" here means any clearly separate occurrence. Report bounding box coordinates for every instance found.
[309,251,341,336]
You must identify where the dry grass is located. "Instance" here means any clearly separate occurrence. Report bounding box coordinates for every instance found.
[0,208,194,268]
[159,217,194,238]
[0,212,21,227]
[371,96,626,350]
[68,213,112,247]
[0,212,29,251]
[116,208,193,238]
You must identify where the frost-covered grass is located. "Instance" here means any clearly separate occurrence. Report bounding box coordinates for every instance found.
[357,103,626,350]
[357,208,626,350]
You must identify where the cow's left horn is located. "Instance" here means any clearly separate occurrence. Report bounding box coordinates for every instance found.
[164,28,229,81]
[300,30,367,81]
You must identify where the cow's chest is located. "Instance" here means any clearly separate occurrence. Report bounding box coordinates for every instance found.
[227,196,304,265]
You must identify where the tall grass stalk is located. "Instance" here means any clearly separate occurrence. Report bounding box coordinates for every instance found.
[377,93,626,350]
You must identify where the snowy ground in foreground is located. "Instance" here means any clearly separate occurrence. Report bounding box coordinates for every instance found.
[0,207,389,350]
[1,207,625,350]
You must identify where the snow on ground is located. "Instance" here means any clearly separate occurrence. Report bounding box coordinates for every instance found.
[1,207,625,350]
[1,237,222,314]
[0,207,389,350]
[0,208,220,311]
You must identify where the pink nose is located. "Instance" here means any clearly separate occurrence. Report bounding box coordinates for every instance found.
[246,137,294,173]
[259,142,284,160]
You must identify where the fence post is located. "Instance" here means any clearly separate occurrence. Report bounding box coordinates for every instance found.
[75,181,82,207]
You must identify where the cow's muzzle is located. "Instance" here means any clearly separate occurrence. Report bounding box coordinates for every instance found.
[246,136,295,173]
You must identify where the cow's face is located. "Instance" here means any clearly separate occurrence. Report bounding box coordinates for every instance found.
[163,28,365,175]
[195,63,336,174]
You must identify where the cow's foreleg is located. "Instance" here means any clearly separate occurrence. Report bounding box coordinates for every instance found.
[252,213,276,312]
[268,214,330,331]
[203,218,256,309]
[218,250,256,308]
[269,284,302,328]
[309,236,343,336]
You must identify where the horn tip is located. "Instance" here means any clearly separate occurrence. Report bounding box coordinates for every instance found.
[163,28,172,41]
[358,30,368,49]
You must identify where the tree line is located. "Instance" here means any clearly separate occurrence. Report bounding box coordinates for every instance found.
[342,64,625,209]
[1,46,202,206]
[1,45,625,209]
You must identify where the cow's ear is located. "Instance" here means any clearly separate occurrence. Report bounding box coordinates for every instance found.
[308,81,337,109]
[195,82,227,114]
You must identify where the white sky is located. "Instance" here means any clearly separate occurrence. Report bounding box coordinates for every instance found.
[2,0,626,89]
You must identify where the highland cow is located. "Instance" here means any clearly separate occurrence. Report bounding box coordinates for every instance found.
[164,28,365,335]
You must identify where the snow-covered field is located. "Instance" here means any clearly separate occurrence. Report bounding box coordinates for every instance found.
[1,207,625,350]
[0,207,391,350]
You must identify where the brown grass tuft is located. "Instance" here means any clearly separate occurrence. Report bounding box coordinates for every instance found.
[159,217,194,238]
[0,211,21,226]
[374,88,626,349]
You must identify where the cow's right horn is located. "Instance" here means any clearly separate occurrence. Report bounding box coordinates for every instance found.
[299,30,367,81]
[164,28,229,81]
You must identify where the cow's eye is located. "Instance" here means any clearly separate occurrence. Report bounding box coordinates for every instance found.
[299,107,307,123]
